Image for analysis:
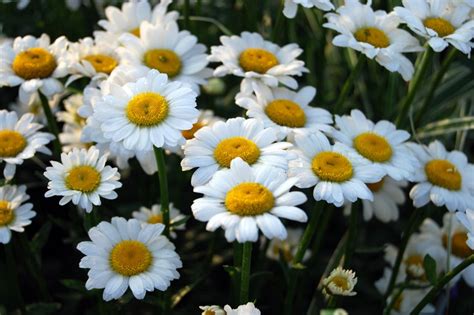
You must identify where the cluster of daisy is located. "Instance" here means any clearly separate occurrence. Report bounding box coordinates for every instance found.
[200,302,261,315]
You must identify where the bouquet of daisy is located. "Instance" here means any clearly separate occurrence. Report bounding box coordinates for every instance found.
[0,0,473,314]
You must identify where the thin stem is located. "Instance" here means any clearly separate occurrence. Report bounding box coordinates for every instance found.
[414,48,457,126]
[384,207,424,300]
[183,0,190,29]
[343,203,359,268]
[410,254,474,315]
[271,0,285,42]
[39,92,61,157]
[240,242,253,304]
[185,16,233,36]
[153,146,170,238]
[4,244,25,312]
[395,47,433,128]
[283,203,323,315]
[333,56,365,114]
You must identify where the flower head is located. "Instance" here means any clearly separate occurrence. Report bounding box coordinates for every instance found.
[132,203,186,238]
[224,302,261,315]
[322,267,358,296]
[283,0,335,19]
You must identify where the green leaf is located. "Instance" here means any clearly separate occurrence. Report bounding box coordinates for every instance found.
[26,303,61,315]
[31,221,52,254]
[423,254,437,285]
[415,116,474,139]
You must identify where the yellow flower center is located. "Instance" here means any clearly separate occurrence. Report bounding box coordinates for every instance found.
[0,130,27,158]
[130,27,141,37]
[126,92,169,127]
[0,200,15,226]
[425,159,461,191]
[144,49,182,78]
[272,243,294,262]
[204,311,215,315]
[213,137,260,168]
[354,27,390,48]
[225,183,274,216]
[330,275,350,290]
[265,99,306,128]
[393,294,403,311]
[109,240,153,276]
[239,48,279,74]
[353,132,393,163]
[404,254,425,279]
[367,177,385,192]
[311,152,353,182]
[12,47,57,80]
[147,214,163,224]
[182,122,205,140]
[442,232,474,258]
[423,17,455,37]
[83,54,118,74]
[65,165,101,193]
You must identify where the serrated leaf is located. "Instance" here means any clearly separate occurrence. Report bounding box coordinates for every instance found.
[423,254,437,285]
[25,303,61,314]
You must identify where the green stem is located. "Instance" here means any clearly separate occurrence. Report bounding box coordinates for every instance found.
[343,203,359,268]
[410,254,474,315]
[153,146,170,238]
[283,203,323,315]
[39,92,61,157]
[309,206,333,264]
[384,207,424,300]
[333,56,365,114]
[414,48,457,126]
[4,244,25,312]
[240,242,253,304]
[271,0,285,42]
[183,0,190,29]
[395,47,433,128]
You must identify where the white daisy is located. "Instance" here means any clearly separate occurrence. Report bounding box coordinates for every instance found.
[345,176,407,223]
[192,158,308,243]
[44,146,122,213]
[456,208,474,251]
[209,32,308,95]
[95,0,178,41]
[92,69,199,152]
[0,185,36,244]
[235,84,333,140]
[323,0,423,81]
[66,37,121,85]
[322,267,358,297]
[77,217,182,300]
[283,0,335,19]
[9,92,60,125]
[118,21,211,93]
[56,94,90,152]
[288,131,385,207]
[0,34,69,103]
[199,305,225,315]
[0,110,54,180]
[132,203,186,238]
[332,110,418,181]
[419,213,474,286]
[224,302,261,315]
[395,0,474,55]
[408,140,474,212]
[266,227,311,263]
[181,117,294,187]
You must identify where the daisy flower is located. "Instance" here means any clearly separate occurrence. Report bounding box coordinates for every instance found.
[288,131,385,207]
[345,177,407,223]
[56,94,91,152]
[283,0,335,19]
[322,267,358,297]
[323,0,423,81]
[209,32,308,94]
[235,84,333,140]
[419,213,474,286]
[181,117,294,187]
[0,34,69,103]
[44,146,122,212]
[92,69,198,152]
[118,21,211,93]
[0,185,36,244]
[77,217,182,300]
[192,158,308,243]
[332,110,418,181]
[456,208,474,251]
[408,140,474,212]
[132,203,186,238]
[66,37,120,84]
[199,305,225,315]
[395,0,474,55]
[181,110,223,142]
[9,92,60,125]
[96,0,178,41]
[0,110,54,180]
[224,302,261,315]
[266,227,311,264]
